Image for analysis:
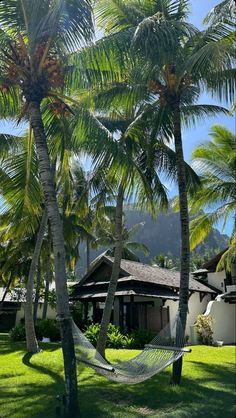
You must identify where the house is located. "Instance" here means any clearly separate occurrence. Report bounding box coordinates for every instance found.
[71,255,217,339]
[192,249,236,344]
[0,287,56,332]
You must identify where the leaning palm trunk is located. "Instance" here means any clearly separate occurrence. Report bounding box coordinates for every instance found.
[25,208,48,353]
[28,101,78,415]
[171,103,190,384]
[42,238,51,320]
[86,238,90,272]
[33,263,42,323]
[96,185,124,358]
[0,276,13,316]
[0,276,12,304]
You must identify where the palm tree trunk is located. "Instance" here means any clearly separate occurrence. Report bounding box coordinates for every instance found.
[28,101,78,416]
[171,102,190,385]
[33,263,42,323]
[42,239,51,320]
[86,239,90,272]
[25,208,48,353]
[42,277,50,320]
[96,184,124,358]
[0,275,12,314]
[0,276,12,304]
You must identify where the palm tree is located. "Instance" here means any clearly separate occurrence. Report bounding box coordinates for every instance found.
[78,72,200,357]
[204,0,235,28]
[0,1,94,411]
[95,217,150,262]
[93,110,176,357]
[0,129,44,351]
[189,125,236,269]
[94,0,234,382]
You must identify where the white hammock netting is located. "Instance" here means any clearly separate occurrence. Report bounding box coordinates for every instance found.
[72,315,189,384]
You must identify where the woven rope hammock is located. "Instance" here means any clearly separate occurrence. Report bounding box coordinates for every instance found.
[72,315,191,384]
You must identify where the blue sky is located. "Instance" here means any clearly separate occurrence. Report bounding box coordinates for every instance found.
[0,1,234,236]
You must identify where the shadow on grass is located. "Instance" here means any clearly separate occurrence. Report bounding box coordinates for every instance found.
[78,361,236,418]
[22,353,63,385]
[0,339,61,356]
[1,352,65,418]
[1,343,235,418]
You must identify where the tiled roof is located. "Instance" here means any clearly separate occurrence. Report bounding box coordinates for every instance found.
[76,256,217,294]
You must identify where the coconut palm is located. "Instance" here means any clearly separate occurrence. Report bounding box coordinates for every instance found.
[0,1,94,411]
[189,125,236,263]
[78,68,200,356]
[94,0,234,382]
[0,128,49,351]
[95,218,150,262]
[204,0,235,28]
[92,108,198,357]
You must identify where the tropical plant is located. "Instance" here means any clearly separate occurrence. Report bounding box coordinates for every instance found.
[189,126,236,265]
[94,0,234,383]
[95,217,150,262]
[84,62,200,357]
[151,253,175,269]
[196,314,214,345]
[93,105,175,357]
[0,1,94,411]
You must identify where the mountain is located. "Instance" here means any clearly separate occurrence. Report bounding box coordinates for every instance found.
[76,209,229,277]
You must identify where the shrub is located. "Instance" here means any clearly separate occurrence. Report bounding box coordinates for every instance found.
[196,314,214,345]
[85,323,127,349]
[9,323,26,341]
[129,329,156,349]
[84,323,158,349]
[107,324,125,349]
[84,323,100,346]
[122,334,135,349]
[9,319,61,343]
[36,319,60,342]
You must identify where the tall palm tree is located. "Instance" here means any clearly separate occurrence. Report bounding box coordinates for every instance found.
[0,128,48,351]
[0,1,94,412]
[94,0,234,382]
[93,108,181,357]
[77,70,200,356]
[95,217,150,262]
[189,125,236,267]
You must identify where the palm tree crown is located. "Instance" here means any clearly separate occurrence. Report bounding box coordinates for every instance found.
[190,125,236,250]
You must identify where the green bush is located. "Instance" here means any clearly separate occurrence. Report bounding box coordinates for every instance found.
[196,314,214,345]
[36,319,61,342]
[129,329,156,349]
[9,324,26,341]
[9,319,61,343]
[84,323,126,349]
[107,324,125,349]
[84,323,100,346]
[122,334,135,349]
[84,323,156,349]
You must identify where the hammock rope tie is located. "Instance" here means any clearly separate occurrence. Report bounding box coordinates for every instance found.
[72,314,191,384]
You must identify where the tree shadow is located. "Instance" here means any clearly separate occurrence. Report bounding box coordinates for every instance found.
[21,353,65,417]
[22,352,64,387]
[77,361,236,418]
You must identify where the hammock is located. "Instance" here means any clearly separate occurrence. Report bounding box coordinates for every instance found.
[72,315,191,384]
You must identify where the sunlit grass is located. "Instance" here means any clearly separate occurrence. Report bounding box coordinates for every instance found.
[0,334,235,417]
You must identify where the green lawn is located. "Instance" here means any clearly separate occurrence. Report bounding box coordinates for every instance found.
[0,334,235,418]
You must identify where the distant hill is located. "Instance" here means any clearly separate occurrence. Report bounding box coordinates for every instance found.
[76,209,229,277]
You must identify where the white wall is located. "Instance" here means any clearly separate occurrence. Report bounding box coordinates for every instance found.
[204,297,236,344]
[166,292,212,339]
[15,303,56,325]
[207,271,225,292]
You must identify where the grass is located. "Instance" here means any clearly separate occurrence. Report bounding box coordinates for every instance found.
[0,333,235,418]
